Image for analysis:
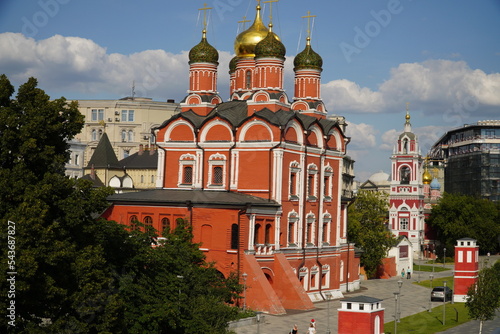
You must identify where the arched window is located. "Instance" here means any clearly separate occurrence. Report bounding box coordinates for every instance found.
[121,130,127,142]
[306,214,315,244]
[92,129,97,141]
[400,166,410,184]
[265,223,272,245]
[144,216,153,229]
[129,215,138,231]
[128,130,134,142]
[231,224,239,250]
[245,70,252,89]
[161,217,170,233]
[254,223,261,245]
[98,129,103,140]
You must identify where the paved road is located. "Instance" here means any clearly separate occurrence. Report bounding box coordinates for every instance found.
[232,256,500,334]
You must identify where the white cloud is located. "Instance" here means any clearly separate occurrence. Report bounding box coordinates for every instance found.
[0,32,235,101]
[380,129,398,151]
[345,122,377,149]
[322,59,500,117]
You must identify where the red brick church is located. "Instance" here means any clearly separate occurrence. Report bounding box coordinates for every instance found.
[102,2,359,314]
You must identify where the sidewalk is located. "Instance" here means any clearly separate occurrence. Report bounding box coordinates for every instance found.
[232,258,500,334]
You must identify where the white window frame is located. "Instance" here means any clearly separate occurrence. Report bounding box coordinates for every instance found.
[207,153,226,188]
[307,163,318,201]
[178,154,196,188]
[121,109,135,122]
[289,161,301,201]
[91,109,104,122]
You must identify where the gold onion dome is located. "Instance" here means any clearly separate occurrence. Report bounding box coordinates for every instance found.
[423,168,432,184]
[189,30,219,64]
[293,37,323,71]
[254,24,286,59]
[234,4,270,58]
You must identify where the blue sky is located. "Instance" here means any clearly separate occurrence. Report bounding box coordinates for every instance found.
[1,0,499,181]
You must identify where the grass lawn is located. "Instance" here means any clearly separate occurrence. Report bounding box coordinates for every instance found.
[414,276,454,290]
[413,264,450,273]
[384,302,471,334]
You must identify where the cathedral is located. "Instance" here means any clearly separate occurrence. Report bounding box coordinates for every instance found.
[102,2,359,314]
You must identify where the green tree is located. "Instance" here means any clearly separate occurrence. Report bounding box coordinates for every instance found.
[0,75,242,333]
[348,190,396,278]
[427,193,500,255]
[465,261,500,334]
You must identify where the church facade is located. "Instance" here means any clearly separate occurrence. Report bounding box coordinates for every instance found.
[388,110,441,257]
[102,3,359,314]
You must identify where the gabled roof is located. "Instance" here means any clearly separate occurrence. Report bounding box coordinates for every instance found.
[80,173,105,187]
[86,133,120,169]
[155,100,344,136]
[107,189,280,209]
[119,150,158,169]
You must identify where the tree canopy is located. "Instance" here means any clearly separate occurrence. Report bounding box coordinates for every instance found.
[427,192,500,255]
[347,190,397,278]
[465,260,500,334]
[0,75,242,333]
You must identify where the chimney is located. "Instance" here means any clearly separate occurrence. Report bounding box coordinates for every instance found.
[138,144,144,155]
[150,144,156,155]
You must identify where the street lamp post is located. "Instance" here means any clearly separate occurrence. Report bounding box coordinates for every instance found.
[428,274,434,312]
[443,281,447,325]
[432,250,436,273]
[326,295,332,334]
[242,272,248,311]
[397,280,403,322]
[393,292,400,334]
[443,247,447,267]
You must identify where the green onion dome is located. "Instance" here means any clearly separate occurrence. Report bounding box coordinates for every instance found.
[254,25,286,60]
[189,30,219,64]
[293,37,322,71]
[229,56,238,73]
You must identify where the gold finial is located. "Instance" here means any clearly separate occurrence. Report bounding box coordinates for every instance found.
[263,0,279,28]
[405,102,410,123]
[238,16,251,30]
[302,11,316,42]
[199,3,212,33]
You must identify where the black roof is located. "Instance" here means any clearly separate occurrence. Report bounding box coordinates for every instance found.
[119,150,158,169]
[86,133,120,169]
[107,189,280,209]
[80,173,105,187]
[155,100,342,135]
[341,296,382,303]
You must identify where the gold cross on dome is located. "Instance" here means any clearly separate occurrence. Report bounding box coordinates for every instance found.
[238,16,251,30]
[302,11,316,39]
[199,3,212,31]
[263,0,279,24]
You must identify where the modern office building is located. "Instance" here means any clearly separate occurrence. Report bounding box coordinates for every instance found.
[429,120,500,201]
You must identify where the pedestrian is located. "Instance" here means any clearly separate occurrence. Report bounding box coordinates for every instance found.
[307,321,316,334]
[310,319,316,329]
[401,268,405,278]
[290,324,298,334]
[407,266,411,279]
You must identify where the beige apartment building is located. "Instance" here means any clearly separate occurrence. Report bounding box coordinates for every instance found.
[73,97,179,166]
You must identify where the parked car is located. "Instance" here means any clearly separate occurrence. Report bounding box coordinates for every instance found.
[431,286,453,301]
